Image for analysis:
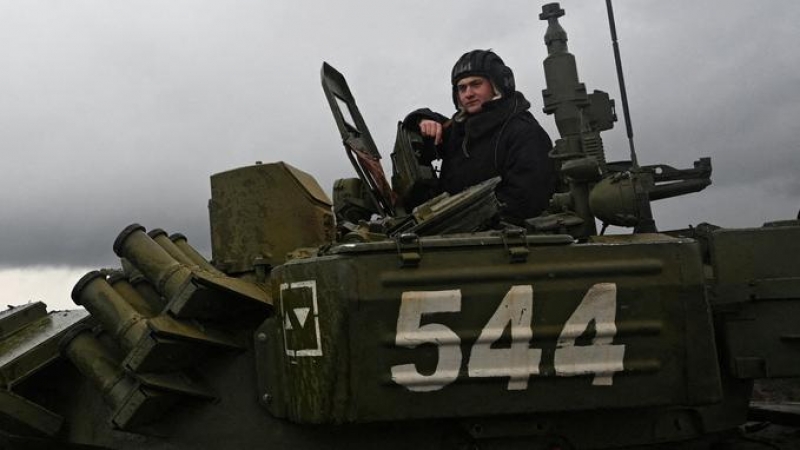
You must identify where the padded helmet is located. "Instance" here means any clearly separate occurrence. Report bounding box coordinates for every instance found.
[451,49,515,108]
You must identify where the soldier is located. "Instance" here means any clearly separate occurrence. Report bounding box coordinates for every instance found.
[403,49,556,224]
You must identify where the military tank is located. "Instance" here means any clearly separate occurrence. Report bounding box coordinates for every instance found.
[2,3,799,449]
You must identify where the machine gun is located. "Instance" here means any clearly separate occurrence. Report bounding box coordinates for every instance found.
[529,3,712,238]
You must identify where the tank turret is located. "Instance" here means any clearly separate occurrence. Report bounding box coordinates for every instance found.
[0,3,798,449]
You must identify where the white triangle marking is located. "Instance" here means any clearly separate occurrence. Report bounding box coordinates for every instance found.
[294,307,311,328]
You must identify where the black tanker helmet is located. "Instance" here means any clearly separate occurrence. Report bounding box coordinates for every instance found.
[451,49,515,108]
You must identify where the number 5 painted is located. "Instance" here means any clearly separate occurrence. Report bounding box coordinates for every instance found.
[390,290,462,392]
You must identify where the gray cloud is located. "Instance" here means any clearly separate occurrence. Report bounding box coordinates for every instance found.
[0,0,798,268]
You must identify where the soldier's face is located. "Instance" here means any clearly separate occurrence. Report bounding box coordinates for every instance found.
[456,76,495,114]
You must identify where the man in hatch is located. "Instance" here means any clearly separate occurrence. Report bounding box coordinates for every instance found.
[403,49,556,225]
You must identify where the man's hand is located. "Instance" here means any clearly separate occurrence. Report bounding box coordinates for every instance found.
[419,119,443,145]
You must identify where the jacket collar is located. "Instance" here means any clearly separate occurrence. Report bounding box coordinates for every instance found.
[457,91,531,138]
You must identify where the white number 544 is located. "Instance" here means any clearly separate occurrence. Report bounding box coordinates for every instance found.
[390,283,625,392]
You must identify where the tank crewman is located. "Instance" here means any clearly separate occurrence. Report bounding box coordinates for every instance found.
[403,50,556,224]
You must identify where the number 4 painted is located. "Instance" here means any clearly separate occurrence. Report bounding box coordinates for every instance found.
[391,283,625,392]
[468,285,541,390]
[554,283,625,386]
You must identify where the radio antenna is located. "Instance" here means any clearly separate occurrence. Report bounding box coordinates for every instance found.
[605,0,639,169]
[605,0,656,232]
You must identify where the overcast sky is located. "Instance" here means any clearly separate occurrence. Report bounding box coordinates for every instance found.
[2,1,799,309]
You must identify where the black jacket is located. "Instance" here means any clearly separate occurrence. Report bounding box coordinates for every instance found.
[404,92,556,223]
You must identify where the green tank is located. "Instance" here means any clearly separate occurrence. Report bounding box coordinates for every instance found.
[2,3,799,449]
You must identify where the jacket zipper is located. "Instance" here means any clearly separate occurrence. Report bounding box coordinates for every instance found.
[461,129,471,158]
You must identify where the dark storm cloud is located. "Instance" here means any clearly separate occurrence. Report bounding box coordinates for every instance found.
[0,0,798,268]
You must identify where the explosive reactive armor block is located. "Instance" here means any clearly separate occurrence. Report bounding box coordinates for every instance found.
[209,162,334,274]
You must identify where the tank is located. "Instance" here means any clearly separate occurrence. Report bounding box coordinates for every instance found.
[1,3,799,449]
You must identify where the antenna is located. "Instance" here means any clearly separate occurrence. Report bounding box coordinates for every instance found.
[605,0,638,169]
[605,0,656,233]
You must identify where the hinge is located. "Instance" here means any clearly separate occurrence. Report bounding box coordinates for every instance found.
[501,228,530,263]
[253,257,272,284]
[395,233,422,268]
